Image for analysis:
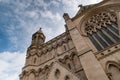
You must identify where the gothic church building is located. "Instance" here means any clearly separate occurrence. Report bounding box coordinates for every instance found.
[20,0,120,80]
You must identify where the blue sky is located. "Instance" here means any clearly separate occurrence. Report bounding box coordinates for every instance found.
[0,0,102,80]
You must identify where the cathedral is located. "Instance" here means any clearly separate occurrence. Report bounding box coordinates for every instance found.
[19,0,120,80]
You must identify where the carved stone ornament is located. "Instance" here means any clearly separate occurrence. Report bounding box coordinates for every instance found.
[79,4,120,36]
[106,61,120,80]
[84,12,117,35]
[20,62,53,79]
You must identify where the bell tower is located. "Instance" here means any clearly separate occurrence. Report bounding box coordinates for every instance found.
[25,28,45,66]
[31,28,45,47]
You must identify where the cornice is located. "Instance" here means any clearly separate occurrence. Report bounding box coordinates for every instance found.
[95,42,120,60]
[27,32,72,58]
[20,62,54,78]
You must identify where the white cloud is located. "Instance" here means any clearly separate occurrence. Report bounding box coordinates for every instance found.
[61,0,103,17]
[79,0,103,5]
[35,0,47,7]
[0,52,26,80]
[40,10,62,21]
[25,10,39,19]
[50,0,60,7]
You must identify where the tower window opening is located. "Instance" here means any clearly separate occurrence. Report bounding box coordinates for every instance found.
[65,75,70,80]
[68,63,71,70]
[33,58,36,64]
[64,45,67,51]
[55,69,60,79]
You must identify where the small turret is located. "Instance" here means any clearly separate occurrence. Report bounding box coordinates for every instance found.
[25,28,45,66]
[63,13,70,22]
[31,28,45,47]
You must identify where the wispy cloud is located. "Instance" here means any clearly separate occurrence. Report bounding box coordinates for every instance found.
[0,51,26,80]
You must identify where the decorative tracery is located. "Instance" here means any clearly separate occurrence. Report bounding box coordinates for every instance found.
[85,12,117,35]
[84,12,120,51]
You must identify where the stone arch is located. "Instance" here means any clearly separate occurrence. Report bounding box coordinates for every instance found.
[72,54,81,71]
[64,55,70,60]
[65,75,70,80]
[38,68,44,80]
[38,68,42,74]
[106,61,120,80]
[63,44,67,51]
[79,4,120,51]
[21,70,28,80]
[29,69,36,74]
[65,58,72,70]
[54,69,60,79]
[79,3,120,36]
[64,55,73,70]
[70,51,77,58]
[22,70,27,76]
[28,69,36,80]
[58,58,64,64]
[44,65,50,76]
[33,57,37,64]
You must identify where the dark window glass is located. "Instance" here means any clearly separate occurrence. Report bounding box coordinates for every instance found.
[103,27,120,42]
[107,24,119,35]
[98,30,114,45]
[68,63,71,70]
[88,34,102,50]
[112,22,118,28]
[93,32,108,48]
[87,16,120,51]
[55,69,60,79]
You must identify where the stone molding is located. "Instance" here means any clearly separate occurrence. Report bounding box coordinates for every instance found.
[27,32,72,58]
[79,4,120,36]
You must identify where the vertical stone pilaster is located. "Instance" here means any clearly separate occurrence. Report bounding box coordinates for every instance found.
[80,51,109,80]
[63,13,90,54]
[63,13,109,80]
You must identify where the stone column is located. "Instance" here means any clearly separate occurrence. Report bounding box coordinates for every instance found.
[63,13,109,80]
[80,51,109,80]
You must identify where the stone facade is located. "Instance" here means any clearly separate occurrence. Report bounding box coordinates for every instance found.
[20,0,120,80]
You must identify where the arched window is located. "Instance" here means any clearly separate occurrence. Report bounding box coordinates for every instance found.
[28,73,35,80]
[33,58,36,64]
[68,63,71,70]
[55,69,60,79]
[72,55,81,71]
[39,71,45,80]
[65,75,70,80]
[106,62,120,80]
[63,45,67,51]
[65,58,73,70]
[22,75,29,80]
[85,12,120,51]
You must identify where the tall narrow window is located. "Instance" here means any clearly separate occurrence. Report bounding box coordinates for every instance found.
[55,69,60,79]
[28,73,35,80]
[72,55,81,71]
[64,45,67,51]
[68,63,71,70]
[66,58,73,70]
[65,75,70,80]
[33,58,36,64]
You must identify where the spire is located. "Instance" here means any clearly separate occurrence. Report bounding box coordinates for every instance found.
[37,27,43,34]
[31,27,46,47]
[63,13,70,22]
